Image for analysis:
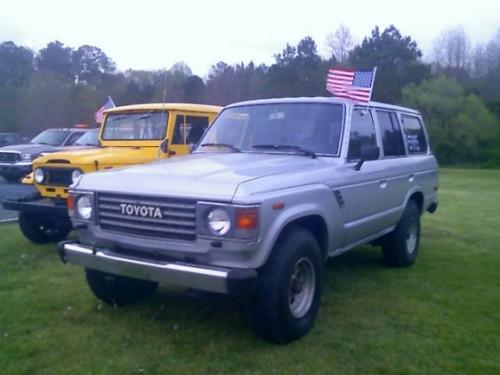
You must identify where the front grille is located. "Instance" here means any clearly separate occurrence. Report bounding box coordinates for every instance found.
[97,193,197,241]
[0,152,19,163]
[45,168,74,186]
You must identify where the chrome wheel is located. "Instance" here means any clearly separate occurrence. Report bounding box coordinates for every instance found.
[406,217,418,255]
[288,257,316,319]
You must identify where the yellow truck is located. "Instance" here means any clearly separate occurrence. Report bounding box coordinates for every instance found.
[3,103,221,243]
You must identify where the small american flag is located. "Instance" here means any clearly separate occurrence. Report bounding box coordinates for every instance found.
[95,96,116,124]
[326,68,376,103]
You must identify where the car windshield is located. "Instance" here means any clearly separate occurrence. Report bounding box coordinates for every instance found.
[101,111,168,140]
[195,103,344,156]
[74,129,99,146]
[30,130,71,146]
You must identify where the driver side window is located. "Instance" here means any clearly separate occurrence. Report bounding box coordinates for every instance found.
[172,115,209,145]
[347,109,376,160]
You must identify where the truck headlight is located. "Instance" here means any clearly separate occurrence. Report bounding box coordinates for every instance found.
[71,169,83,184]
[198,203,259,241]
[34,168,45,183]
[207,208,231,236]
[76,195,92,220]
[21,153,32,162]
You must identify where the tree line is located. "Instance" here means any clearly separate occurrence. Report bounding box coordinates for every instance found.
[0,25,499,166]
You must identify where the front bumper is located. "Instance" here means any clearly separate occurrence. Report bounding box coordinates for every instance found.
[58,241,258,294]
[0,162,32,178]
[2,194,68,216]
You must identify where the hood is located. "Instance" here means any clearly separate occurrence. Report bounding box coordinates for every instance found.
[76,152,332,202]
[35,147,155,165]
[0,143,61,155]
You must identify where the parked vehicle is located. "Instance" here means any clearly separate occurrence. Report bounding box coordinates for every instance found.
[59,97,439,344]
[3,103,221,243]
[0,127,90,182]
[0,132,24,147]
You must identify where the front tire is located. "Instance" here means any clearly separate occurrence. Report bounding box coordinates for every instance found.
[85,269,158,306]
[251,227,323,344]
[382,200,421,267]
[18,212,72,244]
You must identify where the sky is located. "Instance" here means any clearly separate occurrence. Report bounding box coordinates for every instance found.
[1,0,499,77]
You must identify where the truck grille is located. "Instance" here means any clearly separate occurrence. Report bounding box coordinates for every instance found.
[0,152,19,163]
[45,168,74,186]
[97,193,197,241]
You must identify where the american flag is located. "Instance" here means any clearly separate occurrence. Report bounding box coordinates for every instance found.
[326,68,376,103]
[95,96,116,124]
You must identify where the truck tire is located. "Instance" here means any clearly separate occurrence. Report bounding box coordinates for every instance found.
[382,200,421,267]
[85,268,158,306]
[18,212,72,244]
[251,227,323,344]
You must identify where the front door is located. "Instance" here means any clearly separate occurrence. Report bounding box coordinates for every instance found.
[168,112,211,157]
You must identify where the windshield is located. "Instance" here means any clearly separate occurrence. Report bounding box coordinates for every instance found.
[74,129,99,146]
[101,112,168,140]
[195,103,344,156]
[31,130,71,146]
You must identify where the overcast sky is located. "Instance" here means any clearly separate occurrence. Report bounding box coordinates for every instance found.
[1,0,499,77]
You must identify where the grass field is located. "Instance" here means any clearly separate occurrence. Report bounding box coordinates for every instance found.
[1,169,499,374]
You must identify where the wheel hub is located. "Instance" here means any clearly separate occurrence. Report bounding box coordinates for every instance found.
[288,257,315,319]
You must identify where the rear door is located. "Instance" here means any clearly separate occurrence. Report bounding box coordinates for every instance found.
[338,107,392,244]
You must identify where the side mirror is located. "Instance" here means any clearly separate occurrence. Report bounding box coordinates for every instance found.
[355,145,380,171]
[160,139,169,153]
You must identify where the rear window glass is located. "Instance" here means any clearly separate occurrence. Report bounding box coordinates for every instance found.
[401,115,427,154]
[376,111,405,157]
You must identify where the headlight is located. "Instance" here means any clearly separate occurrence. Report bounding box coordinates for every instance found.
[207,208,231,236]
[76,195,92,220]
[34,168,45,184]
[21,153,32,162]
[71,169,82,184]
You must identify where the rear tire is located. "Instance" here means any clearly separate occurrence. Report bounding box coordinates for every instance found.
[85,268,158,306]
[18,212,72,244]
[382,200,421,267]
[251,227,323,344]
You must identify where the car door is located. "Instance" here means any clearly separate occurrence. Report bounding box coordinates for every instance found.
[168,112,211,156]
[337,107,393,245]
[372,109,411,224]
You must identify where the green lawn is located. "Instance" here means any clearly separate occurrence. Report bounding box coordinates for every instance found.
[1,169,499,374]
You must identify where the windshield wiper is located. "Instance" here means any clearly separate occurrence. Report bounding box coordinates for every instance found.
[252,144,316,158]
[200,143,241,153]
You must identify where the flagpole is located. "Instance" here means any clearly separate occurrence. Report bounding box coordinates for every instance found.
[368,66,377,103]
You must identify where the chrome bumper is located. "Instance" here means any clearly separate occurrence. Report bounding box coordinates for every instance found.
[59,242,257,294]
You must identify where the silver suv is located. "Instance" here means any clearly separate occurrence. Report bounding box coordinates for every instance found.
[59,97,439,344]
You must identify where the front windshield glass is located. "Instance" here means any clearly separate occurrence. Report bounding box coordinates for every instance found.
[31,130,70,146]
[195,103,344,156]
[101,112,168,140]
[74,129,99,146]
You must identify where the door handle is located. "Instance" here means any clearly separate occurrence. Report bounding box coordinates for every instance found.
[379,180,388,189]
[408,174,415,183]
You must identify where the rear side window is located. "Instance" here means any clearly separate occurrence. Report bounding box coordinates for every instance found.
[376,111,405,157]
[348,109,377,159]
[401,115,428,154]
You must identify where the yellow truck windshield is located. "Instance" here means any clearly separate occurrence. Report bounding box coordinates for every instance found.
[102,112,168,140]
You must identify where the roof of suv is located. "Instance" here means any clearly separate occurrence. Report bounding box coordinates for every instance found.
[104,103,222,114]
[226,97,420,115]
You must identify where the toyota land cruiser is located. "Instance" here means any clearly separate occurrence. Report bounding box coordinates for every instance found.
[59,97,438,344]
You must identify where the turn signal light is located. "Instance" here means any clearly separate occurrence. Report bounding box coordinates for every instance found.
[236,208,258,229]
[67,195,74,210]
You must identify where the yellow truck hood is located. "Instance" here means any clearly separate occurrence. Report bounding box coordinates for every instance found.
[33,147,160,167]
